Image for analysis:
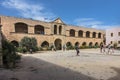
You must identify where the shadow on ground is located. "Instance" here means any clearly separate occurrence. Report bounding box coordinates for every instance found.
[108,67,120,80]
[0,56,97,80]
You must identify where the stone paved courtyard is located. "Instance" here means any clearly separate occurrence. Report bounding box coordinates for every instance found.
[0,49,120,80]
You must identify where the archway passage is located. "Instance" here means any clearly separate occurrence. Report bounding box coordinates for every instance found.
[41,41,49,47]
[75,42,79,46]
[54,39,62,50]
[11,40,19,47]
[66,42,72,47]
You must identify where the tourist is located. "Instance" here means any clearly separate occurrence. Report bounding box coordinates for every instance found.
[30,48,33,54]
[103,43,106,53]
[107,43,114,54]
[100,43,103,53]
[75,45,80,56]
[63,45,66,51]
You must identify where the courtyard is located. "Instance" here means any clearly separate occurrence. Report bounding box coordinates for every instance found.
[0,49,120,80]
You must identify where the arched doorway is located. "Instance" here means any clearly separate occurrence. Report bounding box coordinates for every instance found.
[54,39,62,50]
[89,42,93,47]
[41,41,49,47]
[11,40,19,47]
[75,42,79,46]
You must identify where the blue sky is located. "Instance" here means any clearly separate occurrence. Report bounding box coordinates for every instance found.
[0,0,120,30]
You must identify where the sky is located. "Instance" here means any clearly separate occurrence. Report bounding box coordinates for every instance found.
[0,0,120,30]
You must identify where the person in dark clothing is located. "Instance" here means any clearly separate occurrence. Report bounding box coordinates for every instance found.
[75,45,80,56]
[100,43,103,53]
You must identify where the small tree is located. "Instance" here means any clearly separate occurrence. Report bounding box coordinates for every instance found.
[20,37,38,52]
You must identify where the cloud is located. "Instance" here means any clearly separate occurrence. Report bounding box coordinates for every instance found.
[2,0,56,21]
[74,18,118,30]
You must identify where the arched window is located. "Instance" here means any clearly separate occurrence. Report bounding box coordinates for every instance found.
[59,25,62,35]
[41,41,49,47]
[15,22,28,33]
[92,32,96,38]
[70,29,75,37]
[82,42,86,46]
[86,31,90,38]
[78,30,83,37]
[98,33,101,38]
[35,25,44,34]
[54,25,57,34]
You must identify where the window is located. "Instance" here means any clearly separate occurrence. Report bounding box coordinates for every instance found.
[78,30,83,37]
[86,31,90,38]
[118,32,120,36]
[111,41,113,44]
[34,25,44,34]
[118,41,120,44]
[70,29,75,37]
[111,33,113,37]
[15,22,28,33]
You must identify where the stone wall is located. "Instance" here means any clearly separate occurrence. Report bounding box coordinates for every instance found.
[0,15,105,50]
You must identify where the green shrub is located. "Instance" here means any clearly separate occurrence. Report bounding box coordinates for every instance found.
[17,47,27,53]
[19,37,38,53]
[2,40,21,68]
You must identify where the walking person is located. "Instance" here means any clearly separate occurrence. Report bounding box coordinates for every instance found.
[103,43,106,53]
[75,45,80,56]
[100,43,103,53]
[107,43,114,54]
[63,45,66,51]
[29,48,33,54]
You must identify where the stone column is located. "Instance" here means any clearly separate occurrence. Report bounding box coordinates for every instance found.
[57,25,59,35]
[75,31,78,37]
[0,25,2,67]
[83,32,86,38]
[28,25,34,34]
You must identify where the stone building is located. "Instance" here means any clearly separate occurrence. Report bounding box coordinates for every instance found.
[0,15,105,50]
[106,27,120,46]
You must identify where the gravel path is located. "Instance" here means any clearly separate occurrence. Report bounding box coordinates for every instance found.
[0,49,120,80]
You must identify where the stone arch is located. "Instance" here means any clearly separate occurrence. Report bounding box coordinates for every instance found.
[66,42,72,47]
[59,25,62,35]
[75,42,79,46]
[34,25,44,34]
[95,42,98,46]
[54,25,57,34]
[54,38,62,50]
[78,30,83,37]
[70,29,75,37]
[92,32,96,38]
[89,42,93,47]
[98,32,102,38]
[41,41,49,47]
[11,40,19,47]
[15,22,28,33]
[82,42,86,46]
[86,31,90,38]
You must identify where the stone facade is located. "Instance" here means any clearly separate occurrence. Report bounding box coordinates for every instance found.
[0,15,105,50]
[106,27,120,46]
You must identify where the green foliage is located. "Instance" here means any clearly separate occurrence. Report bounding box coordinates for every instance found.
[17,47,27,53]
[66,45,74,50]
[2,40,21,68]
[19,37,38,52]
